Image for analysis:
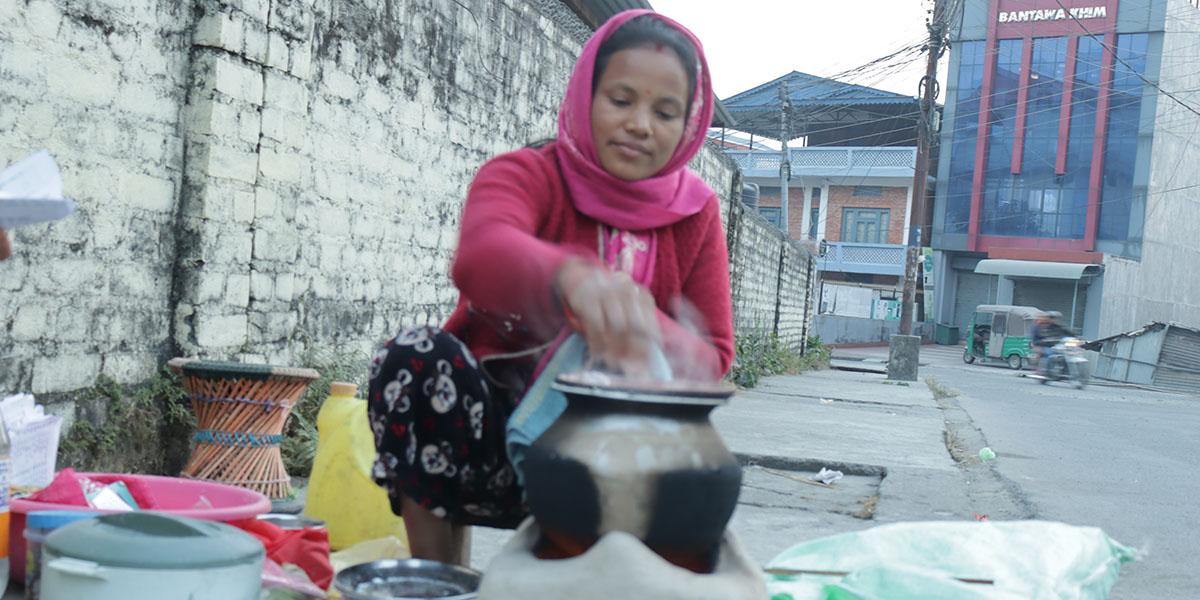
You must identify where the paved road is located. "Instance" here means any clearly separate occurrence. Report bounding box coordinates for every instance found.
[901,344,1199,599]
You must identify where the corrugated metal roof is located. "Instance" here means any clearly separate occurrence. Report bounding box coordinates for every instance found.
[718,71,920,144]
[974,259,1103,280]
[569,0,651,27]
[1084,322,1200,395]
[1085,321,1200,348]
[726,71,917,108]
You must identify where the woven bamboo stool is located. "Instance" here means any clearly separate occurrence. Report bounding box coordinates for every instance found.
[168,358,320,499]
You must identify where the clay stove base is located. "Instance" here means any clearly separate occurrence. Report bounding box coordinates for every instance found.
[477,518,767,600]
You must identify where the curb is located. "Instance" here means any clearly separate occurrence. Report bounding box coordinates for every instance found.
[736,452,888,478]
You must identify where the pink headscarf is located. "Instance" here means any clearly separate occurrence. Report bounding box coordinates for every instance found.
[555,9,716,231]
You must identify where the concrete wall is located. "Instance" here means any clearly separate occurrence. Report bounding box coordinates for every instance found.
[725,203,817,352]
[814,314,931,345]
[1099,0,1200,336]
[0,0,194,392]
[0,0,816,399]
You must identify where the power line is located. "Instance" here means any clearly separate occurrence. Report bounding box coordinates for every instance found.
[794,174,1200,236]
[731,2,1200,242]
[721,23,1200,147]
[719,36,1200,152]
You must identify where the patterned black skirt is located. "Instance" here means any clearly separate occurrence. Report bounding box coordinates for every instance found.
[367,326,528,529]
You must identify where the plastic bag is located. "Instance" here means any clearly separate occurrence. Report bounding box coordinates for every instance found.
[261,558,327,599]
[765,521,1136,600]
[329,535,411,575]
[304,390,409,551]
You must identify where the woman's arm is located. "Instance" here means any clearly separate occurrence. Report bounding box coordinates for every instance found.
[658,201,735,380]
[451,150,591,329]
[0,228,10,261]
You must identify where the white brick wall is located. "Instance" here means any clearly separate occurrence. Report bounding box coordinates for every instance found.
[0,0,814,398]
[0,0,192,392]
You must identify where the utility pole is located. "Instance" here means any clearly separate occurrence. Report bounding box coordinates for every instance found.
[889,0,946,380]
[779,82,791,233]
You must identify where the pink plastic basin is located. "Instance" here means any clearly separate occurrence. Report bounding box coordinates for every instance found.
[9,473,271,582]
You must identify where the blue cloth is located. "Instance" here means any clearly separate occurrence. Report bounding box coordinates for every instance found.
[505,333,587,487]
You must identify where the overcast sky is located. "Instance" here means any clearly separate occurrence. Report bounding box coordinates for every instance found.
[649,0,943,101]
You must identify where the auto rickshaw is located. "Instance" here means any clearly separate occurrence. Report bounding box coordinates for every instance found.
[962,304,1044,370]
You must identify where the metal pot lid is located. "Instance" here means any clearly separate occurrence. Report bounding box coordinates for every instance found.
[335,559,481,600]
[45,512,264,570]
[553,372,736,406]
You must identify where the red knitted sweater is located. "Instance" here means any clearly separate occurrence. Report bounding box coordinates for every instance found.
[443,142,734,380]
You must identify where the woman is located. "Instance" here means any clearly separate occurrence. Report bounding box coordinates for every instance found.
[367,9,733,564]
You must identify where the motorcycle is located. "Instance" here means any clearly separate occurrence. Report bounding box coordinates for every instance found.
[1035,337,1090,389]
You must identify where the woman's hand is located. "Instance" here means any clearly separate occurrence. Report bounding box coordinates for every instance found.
[556,257,662,377]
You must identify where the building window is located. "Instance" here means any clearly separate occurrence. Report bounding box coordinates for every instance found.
[945,40,984,234]
[842,208,890,244]
[980,38,1028,237]
[982,36,1085,239]
[952,32,1147,244]
[758,206,782,227]
[852,185,883,197]
[810,207,819,238]
[1099,33,1149,241]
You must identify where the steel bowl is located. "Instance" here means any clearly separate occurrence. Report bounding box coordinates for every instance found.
[333,559,481,600]
[255,513,327,530]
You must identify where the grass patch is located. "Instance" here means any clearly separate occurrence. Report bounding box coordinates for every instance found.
[58,367,194,475]
[925,375,960,399]
[57,337,371,480]
[280,336,370,478]
[728,332,831,388]
[942,428,972,464]
[854,494,880,520]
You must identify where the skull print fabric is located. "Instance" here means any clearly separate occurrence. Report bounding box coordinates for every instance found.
[368,326,527,528]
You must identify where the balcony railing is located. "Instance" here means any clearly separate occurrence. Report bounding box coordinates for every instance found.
[818,241,907,276]
[723,147,917,179]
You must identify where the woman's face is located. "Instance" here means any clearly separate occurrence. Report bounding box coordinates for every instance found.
[590,46,690,181]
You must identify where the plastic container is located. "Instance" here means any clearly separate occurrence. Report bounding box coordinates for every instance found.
[9,473,270,583]
[305,382,408,551]
[0,407,11,590]
[23,510,99,599]
[935,323,960,345]
[40,512,263,599]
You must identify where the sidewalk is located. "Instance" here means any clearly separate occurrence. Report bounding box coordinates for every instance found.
[468,364,971,568]
[715,367,970,565]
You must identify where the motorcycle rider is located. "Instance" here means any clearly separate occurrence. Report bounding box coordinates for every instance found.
[1032,311,1075,375]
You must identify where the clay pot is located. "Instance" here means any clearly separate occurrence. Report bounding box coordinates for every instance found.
[521,373,742,572]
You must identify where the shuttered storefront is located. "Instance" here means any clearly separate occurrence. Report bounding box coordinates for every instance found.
[1012,280,1088,330]
[1154,326,1200,394]
[953,270,994,334]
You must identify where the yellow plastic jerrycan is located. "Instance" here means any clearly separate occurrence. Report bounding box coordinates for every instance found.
[304,382,409,551]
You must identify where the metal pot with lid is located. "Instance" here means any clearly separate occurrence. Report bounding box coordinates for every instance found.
[40,512,264,599]
[522,372,742,573]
